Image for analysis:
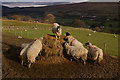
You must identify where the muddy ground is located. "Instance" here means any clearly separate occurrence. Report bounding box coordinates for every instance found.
[2,34,120,79]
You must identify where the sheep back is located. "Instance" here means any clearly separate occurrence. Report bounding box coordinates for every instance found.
[27,39,42,63]
[68,46,88,59]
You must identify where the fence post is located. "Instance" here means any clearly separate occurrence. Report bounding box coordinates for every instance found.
[104,43,106,54]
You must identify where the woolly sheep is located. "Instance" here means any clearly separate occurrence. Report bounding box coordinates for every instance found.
[52,23,62,40]
[18,36,22,39]
[65,32,83,48]
[85,42,103,64]
[20,42,33,66]
[93,31,96,33]
[113,34,117,38]
[64,42,88,65]
[88,33,91,36]
[20,37,43,68]
[24,29,27,31]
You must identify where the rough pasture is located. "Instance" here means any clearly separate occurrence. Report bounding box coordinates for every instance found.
[2,20,119,56]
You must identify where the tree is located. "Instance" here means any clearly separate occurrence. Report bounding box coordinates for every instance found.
[2,16,7,20]
[73,19,86,27]
[23,16,33,22]
[44,14,55,24]
[11,15,22,21]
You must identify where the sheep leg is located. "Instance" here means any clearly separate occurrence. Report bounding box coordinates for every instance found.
[82,58,86,65]
[82,56,87,65]
[58,36,60,40]
[28,62,31,68]
[70,59,73,61]
[97,55,102,66]
[55,34,57,40]
[21,60,23,65]
[83,61,86,65]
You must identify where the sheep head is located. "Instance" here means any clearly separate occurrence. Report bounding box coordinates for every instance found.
[85,42,92,46]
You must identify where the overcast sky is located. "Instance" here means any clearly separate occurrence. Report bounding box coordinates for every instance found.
[0,0,119,2]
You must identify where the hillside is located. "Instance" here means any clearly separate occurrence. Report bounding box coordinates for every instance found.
[2,34,120,78]
[2,2,119,19]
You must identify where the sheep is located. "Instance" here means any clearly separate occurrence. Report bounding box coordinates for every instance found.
[93,31,96,33]
[88,33,91,36]
[85,42,103,64]
[20,42,33,66]
[24,29,27,31]
[113,34,117,38]
[65,32,83,48]
[20,37,43,68]
[52,23,62,40]
[64,42,88,64]
[18,36,22,39]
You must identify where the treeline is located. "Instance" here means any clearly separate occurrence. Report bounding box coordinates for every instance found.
[3,14,55,23]
[3,14,86,27]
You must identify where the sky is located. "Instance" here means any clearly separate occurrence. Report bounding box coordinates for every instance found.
[0,0,119,2]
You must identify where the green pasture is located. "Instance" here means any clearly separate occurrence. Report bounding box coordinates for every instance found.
[2,20,119,56]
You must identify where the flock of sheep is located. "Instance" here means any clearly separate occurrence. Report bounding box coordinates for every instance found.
[20,23,103,68]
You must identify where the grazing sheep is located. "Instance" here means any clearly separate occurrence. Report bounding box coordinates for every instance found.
[34,27,37,30]
[64,42,88,64]
[85,42,103,64]
[88,33,91,36]
[20,37,43,68]
[24,29,27,31]
[52,23,62,40]
[65,32,83,48]
[113,34,117,38]
[18,36,22,39]
[93,31,96,33]
[20,42,33,66]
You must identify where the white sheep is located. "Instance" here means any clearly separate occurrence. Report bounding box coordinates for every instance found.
[85,42,103,64]
[24,29,27,31]
[18,36,22,39]
[20,42,32,66]
[88,33,91,36]
[93,31,96,33]
[52,23,62,40]
[65,32,83,48]
[64,42,88,65]
[20,37,43,68]
[113,34,117,38]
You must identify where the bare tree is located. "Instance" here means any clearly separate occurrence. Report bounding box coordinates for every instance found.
[44,14,55,24]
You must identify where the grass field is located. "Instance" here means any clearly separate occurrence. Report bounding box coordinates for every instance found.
[2,20,119,56]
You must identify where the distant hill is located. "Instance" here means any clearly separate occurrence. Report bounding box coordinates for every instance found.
[2,2,70,8]
[2,2,119,19]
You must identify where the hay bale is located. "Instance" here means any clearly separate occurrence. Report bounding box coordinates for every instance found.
[38,34,66,63]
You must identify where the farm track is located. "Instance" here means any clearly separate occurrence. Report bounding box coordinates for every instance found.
[2,34,120,79]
